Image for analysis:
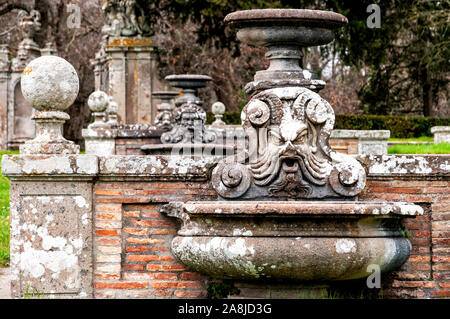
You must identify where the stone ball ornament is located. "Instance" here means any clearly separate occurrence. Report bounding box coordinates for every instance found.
[107,99,119,114]
[211,101,226,115]
[21,55,79,111]
[88,90,109,113]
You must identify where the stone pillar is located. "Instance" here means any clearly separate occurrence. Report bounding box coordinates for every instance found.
[0,45,10,149]
[1,56,97,298]
[82,91,117,156]
[106,37,158,124]
[330,130,390,155]
[431,126,450,144]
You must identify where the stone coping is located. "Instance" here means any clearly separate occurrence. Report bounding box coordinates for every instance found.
[115,124,165,138]
[82,127,118,138]
[98,155,220,181]
[330,130,390,140]
[2,154,448,180]
[359,154,450,177]
[431,126,450,133]
[1,154,98,179]
[182,201,423,216]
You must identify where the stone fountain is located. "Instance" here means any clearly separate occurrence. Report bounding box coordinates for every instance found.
[162,9,423,291]
[141,74,233,156]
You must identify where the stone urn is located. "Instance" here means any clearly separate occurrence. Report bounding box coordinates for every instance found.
[162,9,423,285]
[165,74,212,107]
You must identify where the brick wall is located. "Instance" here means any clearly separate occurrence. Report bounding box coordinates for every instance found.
[91,178,449,299]
[360,180,450,298]
[90,154,449,299]
[329,138,358,155]
[93,181,216,298]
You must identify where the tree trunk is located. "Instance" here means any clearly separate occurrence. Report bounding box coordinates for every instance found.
[421,68,433,117]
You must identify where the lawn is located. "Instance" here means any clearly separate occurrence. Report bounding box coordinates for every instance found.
[388,142,450,154]
[0,150,18,267]
[388,136,434,142]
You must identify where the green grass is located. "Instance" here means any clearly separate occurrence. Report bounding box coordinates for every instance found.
[388,142,450,154]
[388,136,433,142]
[0,150,18,267]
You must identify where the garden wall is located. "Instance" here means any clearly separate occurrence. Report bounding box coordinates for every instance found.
[2,154,449,299]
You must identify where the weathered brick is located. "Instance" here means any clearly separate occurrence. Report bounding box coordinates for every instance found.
[407,256,430,263]
[95,190,123,196]
[141,211,162,218]
[431,290,450,297]
[126,254,174,263]
[403,194,434,202]
[406,263,430,271]
[174,290,203,298]
[96,229,121,237]
[150,246,169,252]
[432,221,450,230]
[125,246,148,253]
[95,197,150,204]
[96,204,122,212]
[392,280,424,288]
[149,228,177,235]
[124,211,141,218]
[413,231,430,238]
[94,282,148,290]
[180,272,204,280]
[432,255,450,262]
[432,238,450,245]
[96,212,122,220]
[94,273,121,280]
[97,237,121,246]
[432,264,450,271]
[151,281,203,290]
[97,254,121,263]
[95,264,121,273]
[146,264,187,272]
[122,264,144,271]
[98,246,122,254]
[96,220,122,229]
[423,187,450,194]
[155,290,174,297]
[123,227,148,236]
[130,219,175,227]
[125,237,164,245]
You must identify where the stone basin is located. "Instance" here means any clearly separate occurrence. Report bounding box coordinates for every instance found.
[225,9,347,84]
[162,201,422,281]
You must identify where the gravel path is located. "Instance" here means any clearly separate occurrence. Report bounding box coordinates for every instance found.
[0,267,11,299]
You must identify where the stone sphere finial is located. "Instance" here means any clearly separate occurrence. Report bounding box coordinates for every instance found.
[88,90,109,113]
[212,101,226,115]
[87,90,110,128]
[19,56,80,154]
[21,55,79,111]
[106,97,119,126]
[211,101,226,127]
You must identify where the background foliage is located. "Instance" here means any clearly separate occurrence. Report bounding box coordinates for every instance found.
[207,112,450,138]
[0,0,448,144]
